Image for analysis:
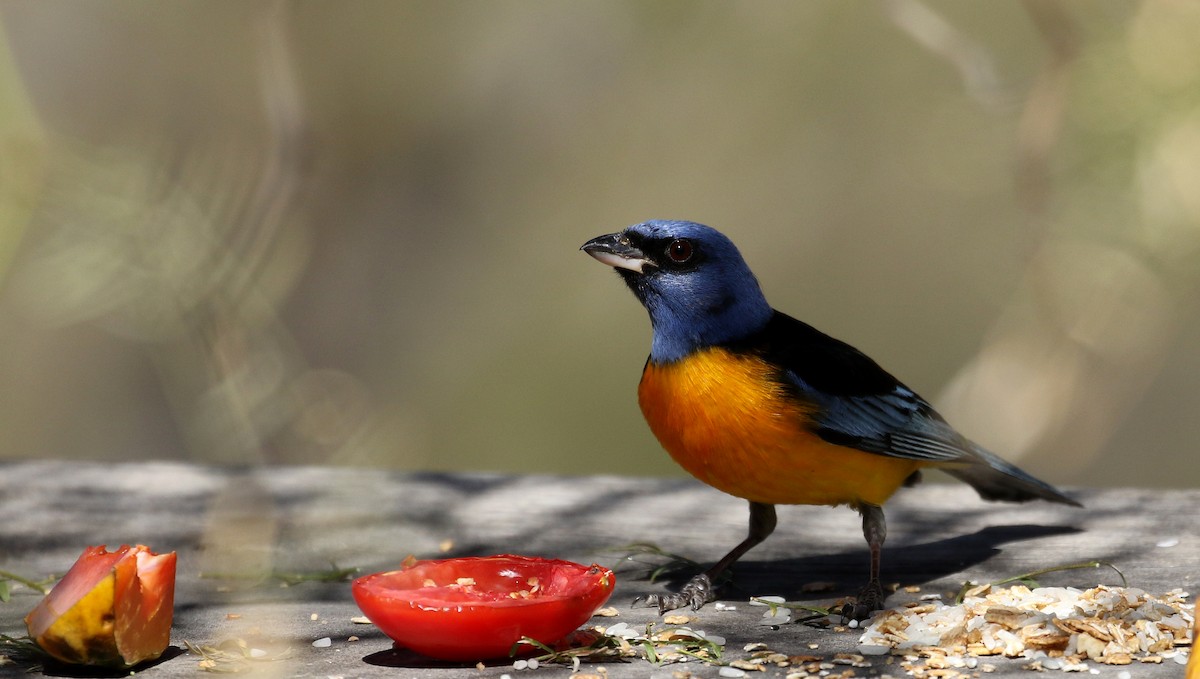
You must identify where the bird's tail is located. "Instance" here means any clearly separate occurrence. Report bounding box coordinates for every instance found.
[943,443,1082,507]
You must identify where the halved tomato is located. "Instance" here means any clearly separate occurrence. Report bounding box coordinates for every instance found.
[25,544,176,668]
[352,554,615,661]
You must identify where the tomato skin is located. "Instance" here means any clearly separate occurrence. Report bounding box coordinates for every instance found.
[352,555,615,661]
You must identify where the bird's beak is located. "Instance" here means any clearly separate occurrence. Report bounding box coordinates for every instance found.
[580,232,655,273]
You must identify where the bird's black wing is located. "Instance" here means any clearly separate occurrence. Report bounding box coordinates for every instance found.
[729,311,974,463]
[724,312,1080,506]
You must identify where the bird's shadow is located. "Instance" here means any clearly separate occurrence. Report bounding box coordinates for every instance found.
[655,523,1083,603]
[362,646,537,670]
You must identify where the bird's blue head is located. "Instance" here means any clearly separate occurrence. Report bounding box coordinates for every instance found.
[581,220,773,363]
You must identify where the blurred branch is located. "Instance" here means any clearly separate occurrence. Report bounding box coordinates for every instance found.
[185,0,312,464]
[0,21,45,288]
[1015,0,1079,220]
[226,0,310,308]
[882,0,1006,111]
[939,2,1189,483]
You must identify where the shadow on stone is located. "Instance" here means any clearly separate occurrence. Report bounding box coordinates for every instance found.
[38,645,187,678]
[362,645,529,669]
[652,523,1084,604]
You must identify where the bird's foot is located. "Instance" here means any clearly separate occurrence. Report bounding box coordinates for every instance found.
[839,579,886,622]
[633,573,716,614]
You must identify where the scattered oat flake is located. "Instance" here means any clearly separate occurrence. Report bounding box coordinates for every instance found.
[310,612,319,621]
[903,585,921,593]
[594,606,620,617]
[788,654,822,663]
[225,613,243,620]
[664,614,694,625]
[1156,537,1179,548]
[456,577,476,586]
[351,616,372,624]
[439,539,454,552]
[750,595,786,606]
[857,584,1195,669]
[347,636,359,642]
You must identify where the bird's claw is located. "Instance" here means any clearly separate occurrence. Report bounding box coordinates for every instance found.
[632,573,715,614]
[839,579,886,622]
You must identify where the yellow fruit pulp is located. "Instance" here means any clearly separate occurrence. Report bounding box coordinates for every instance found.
[32,571,123,666]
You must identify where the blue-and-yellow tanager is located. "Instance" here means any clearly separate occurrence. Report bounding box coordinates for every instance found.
[582,220,1079,618]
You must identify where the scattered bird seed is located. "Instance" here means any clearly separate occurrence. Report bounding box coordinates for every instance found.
[750,596,786,607]
[857,584,1194,670]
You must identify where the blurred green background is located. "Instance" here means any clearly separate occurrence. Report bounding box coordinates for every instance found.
[0,1,1197,489]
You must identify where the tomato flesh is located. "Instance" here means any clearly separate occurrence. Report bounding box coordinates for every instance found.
[352,555,615,661]
[25,544,176,668]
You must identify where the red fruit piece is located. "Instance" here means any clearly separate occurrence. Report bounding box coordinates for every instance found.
[25,544,176,668]
[353,554,616,661]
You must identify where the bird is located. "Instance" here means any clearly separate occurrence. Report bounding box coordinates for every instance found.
[581,219,1080,619]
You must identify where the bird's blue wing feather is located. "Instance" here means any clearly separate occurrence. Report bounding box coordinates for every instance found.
[793,376,973,462]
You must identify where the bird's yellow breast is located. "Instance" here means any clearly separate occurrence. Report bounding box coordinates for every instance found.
[637,348,921,507]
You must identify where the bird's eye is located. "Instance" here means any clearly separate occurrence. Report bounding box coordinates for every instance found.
[666,238,694,263]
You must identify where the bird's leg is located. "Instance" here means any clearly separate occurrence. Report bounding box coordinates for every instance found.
[638,501,777,614]
[842,502,887,621]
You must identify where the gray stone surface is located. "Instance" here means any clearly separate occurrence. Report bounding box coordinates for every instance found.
[0,461,1195,677]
